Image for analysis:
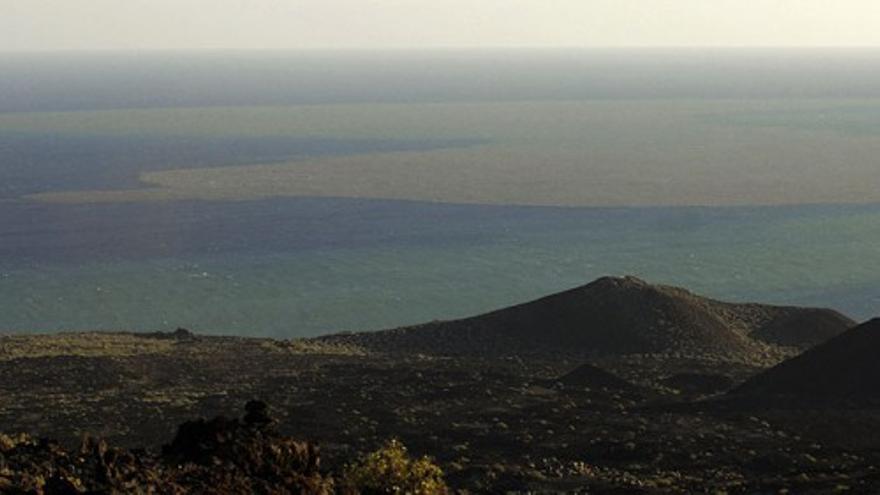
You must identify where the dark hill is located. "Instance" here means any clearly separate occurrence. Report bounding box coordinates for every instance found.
[319,276,853,363]
[733,318,880,403]
[554,363,641,392]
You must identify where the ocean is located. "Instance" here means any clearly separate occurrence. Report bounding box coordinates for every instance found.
[1,50,878,336]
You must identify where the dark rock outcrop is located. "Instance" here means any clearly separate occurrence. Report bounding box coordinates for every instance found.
[0,403,332,494]
[143,327,197,340]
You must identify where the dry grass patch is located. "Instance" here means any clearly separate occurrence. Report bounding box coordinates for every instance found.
[0,332,174,361]
[265,339,368,356]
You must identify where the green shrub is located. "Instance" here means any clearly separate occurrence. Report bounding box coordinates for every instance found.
[342,439,448,494]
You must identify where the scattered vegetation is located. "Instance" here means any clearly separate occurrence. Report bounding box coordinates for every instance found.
[342,439,448,495]
[0,403,452,494]
[0,402,335,494]
[267,338,367,356]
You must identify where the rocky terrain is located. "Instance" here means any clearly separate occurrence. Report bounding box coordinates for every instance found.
[2,277,879,493]
[1,401,333,494]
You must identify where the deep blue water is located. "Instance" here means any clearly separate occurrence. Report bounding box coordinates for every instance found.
[1,197,876,265]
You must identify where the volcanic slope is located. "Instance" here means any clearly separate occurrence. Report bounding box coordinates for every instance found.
[320,276,853,363]
[733,318,880,404]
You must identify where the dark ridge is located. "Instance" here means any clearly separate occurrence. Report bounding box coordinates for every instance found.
[746,308,856,347]
[141,327,197,340]
[732,318,880,404]
[318,276,854,363]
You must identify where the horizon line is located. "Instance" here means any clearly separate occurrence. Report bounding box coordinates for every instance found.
[5,46,880,55]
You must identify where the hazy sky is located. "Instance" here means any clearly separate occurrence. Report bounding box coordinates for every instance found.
[4,0,880,52]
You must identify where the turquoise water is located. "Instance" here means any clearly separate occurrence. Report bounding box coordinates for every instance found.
[1,51,879,336]
[1,198,878,336]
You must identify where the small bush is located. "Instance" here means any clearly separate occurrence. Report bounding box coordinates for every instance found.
[342,439,448,494]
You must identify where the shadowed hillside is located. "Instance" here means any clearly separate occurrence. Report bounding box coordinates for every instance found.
[733,318,880,404]
[319,276,853,364]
